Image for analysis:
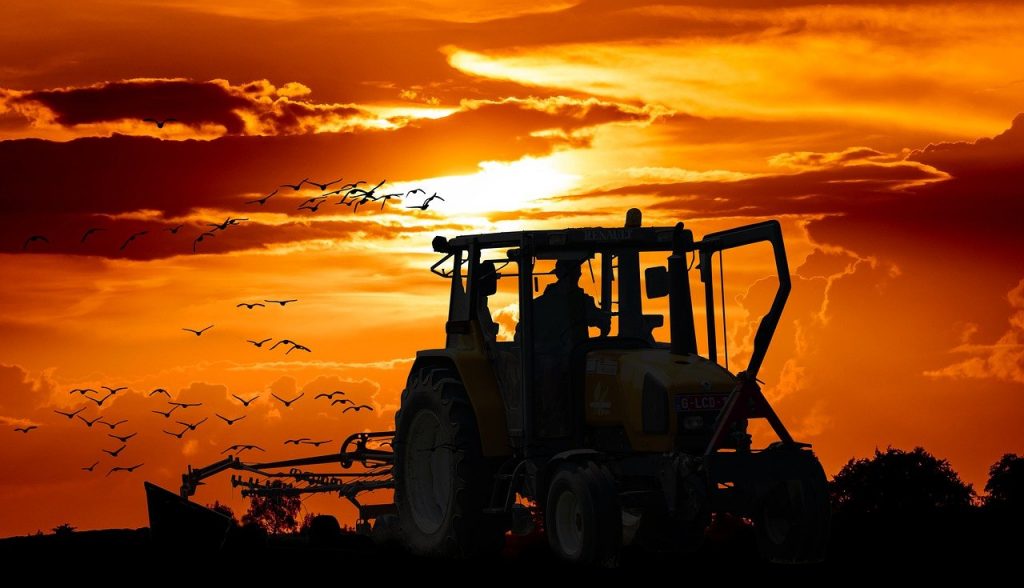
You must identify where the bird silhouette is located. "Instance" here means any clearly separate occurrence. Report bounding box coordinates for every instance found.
[82,461,99,472]
[332,398,353,406]
[149,388,170,397]
[246,188,278,206]
[216,414,246,425]
[298,200,325,212]
[80,227,105,243]
[314,391,345,400]
[109,432,137,443]
[107,463,143,476]
[54,407,86,419]
[182,325,213,336]
[169,401,202,408]
[163,427,188,439]
[377,193,404,210]
[103,444,127,457]
[143,117,176,128]
[405,188,426,197]
[246,338,272,348]
[85,392,114,406]
[69,388,96,396]
[343,404,374,413]
[299,439,332,447]
[338,181,366,192]
[284,438,310,445]
[120,231,147,251]
[78,415,102,427]
[14,425,38,433]
[279,178,308,191]
[151,406,179,418]
[232,394,259,407]
[165,224,185,234]
[265,299,297,307]
[224,444,264,455]
[286,343,311,355]
[97,418,128,430]
[407,193,445,210]
[272,392,304,407]
[269,339,296,350]
[102,386,127,395]
[303,178,343,191]
[193,231,216,253]
[237,302,265,309]
[348,179,385,197]
[22,235,48,250]
[176,417,207,431]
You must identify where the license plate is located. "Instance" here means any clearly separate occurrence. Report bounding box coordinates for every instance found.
[674,394,729,412]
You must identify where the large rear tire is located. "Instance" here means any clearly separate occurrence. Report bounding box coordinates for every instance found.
[545,461,621,566]
[755,448,831,563]
[393,367,506,557]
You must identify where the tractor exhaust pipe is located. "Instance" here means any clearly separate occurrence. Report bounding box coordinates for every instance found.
[669,222,698,355]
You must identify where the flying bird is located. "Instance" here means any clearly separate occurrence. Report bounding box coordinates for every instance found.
[80,227,105,243]
[298,200,325,213]
[407,193,445,210]
[149,388,170,397]
[119,231,147,251]
[223,444,264,455]
[84,392,114,406]
[299,439,332,447]
[107,463,143,476]
[343,404,374,413]
[286,343,311,355]
[284,438,310,445]
[314,391,345,400]
[169,401,202,408]
[216,414,246,425]
[151,406,180,418]
[303,178,343,191]
[69,388,96,396]
[22,235,48,250]
[237,302,265,309]
[246,188,278,206]
[405,188,426,197]
[102,386,127,395]
[82,461,99,472]
[176,417,207,431]
[109,432,137,443]
[143,117,176,128]
[271,392,304,407]
[192,230,216,253]
[163,427,188,439]
[246,338,272,348]
[14,425,38,433]
[377,193,404,210]
[331,398,353,406]
[102,444,127,457]
[78,415,102,427]
[279,178,309,191]
[338,181,366,192]
[269,339,297,350]
[97,418,128,430]
[264,299,297,307]
[165,224,185,234]
[232,394,259,407]
[182,325,213,336]
[54,407,86,419]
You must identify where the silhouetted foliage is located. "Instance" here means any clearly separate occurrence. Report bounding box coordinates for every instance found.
[241,482,302,534]
[984,453,1024,515]
[830,446,974,516]
[207,500,237,524]
[52,523,76,536]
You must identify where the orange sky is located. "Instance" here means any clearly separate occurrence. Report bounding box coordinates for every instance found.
[1,0,1023,536]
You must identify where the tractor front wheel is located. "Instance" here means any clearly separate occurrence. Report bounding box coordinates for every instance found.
[754,448,831,563]
[545,461,621,566]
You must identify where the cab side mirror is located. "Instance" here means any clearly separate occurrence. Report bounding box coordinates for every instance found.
[645,266,670,299]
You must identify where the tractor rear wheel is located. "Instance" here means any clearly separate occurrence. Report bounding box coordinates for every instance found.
[393,367,505,557]
[755,448,831,563]
[545,461,621,566]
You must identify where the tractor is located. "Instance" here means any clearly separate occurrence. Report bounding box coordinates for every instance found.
[154,209,830,565]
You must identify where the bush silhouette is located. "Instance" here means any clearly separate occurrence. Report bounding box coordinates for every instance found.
[241,482,302,534]
[984,453,1024,515]
[830,446,974,516]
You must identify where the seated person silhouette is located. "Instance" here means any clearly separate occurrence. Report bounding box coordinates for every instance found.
[532,258,610,437]
[475,260,500,341]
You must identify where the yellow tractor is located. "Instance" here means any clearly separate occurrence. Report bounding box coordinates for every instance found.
[393,209,829,564]
[155,209,829,565]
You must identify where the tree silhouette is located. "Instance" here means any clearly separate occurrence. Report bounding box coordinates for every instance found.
[241,483,302,534]
[207,500,237,524]
[984,453,1023,515]
[52,523,76,536]
[830,446,975,516]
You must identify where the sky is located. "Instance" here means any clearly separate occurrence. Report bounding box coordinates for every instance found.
[1,0,1022,536]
